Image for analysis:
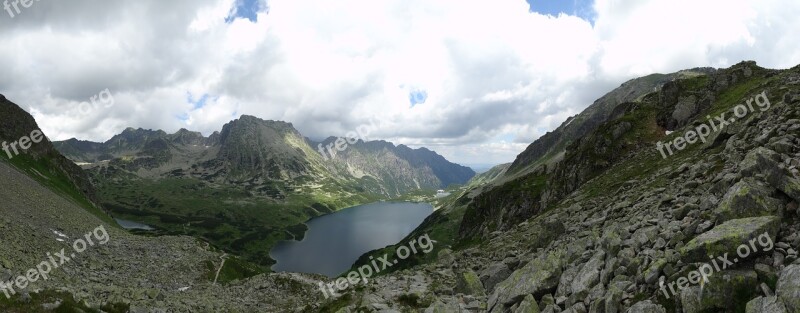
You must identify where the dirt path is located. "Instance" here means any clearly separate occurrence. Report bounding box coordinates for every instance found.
[213,253,228,285]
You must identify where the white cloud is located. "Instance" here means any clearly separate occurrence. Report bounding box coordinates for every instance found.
[0,0,798,165]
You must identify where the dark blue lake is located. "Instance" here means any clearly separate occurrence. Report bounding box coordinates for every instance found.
[269,201,433,277]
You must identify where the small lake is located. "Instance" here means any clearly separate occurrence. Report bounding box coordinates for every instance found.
[114,218,154,230]
[269,201,433,277]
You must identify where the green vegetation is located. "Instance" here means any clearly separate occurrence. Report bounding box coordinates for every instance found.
[92,175,374,268]
[204,255,264,284]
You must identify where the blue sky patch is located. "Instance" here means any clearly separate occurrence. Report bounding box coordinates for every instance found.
[409,90,428,107]
[526,0,595,22]
[187,92,212,110]
[225,0,266,23]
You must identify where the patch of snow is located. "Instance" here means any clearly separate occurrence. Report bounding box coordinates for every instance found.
[52,230,69,238]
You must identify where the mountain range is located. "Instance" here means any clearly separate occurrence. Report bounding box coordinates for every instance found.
[51,115,474,266]
[1,60,800,312]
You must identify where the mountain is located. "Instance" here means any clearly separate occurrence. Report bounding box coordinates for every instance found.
[3,60,800,312]
[335,61,800,312]
[312,137,476,195]
[466,163,511,188]
[0,97,324,311]
[507,67,717,176]
[52,115,474,266]
[0,94,109,222]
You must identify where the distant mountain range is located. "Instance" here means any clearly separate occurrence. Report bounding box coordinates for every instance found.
[51,114,474,265]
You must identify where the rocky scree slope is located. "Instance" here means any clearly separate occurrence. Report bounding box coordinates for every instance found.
[314,61,800,313]
[0,95,103,214]
[0,98,326,312]
[0,160,324,312]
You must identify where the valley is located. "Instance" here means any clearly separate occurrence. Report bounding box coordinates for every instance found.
[52,116,474,270]
[3,1,800,312]
[2,61,800,312]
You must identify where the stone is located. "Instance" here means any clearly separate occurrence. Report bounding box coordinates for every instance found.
[514,294,541,313]
[679,270,759,313]
[746,296,788,313]
[456,269,486,296]
[714,178,783,223]
[604,285,623,313]
[740,147,800,202]
[570,251,606,298]
[481,263,513,293]
[776,264,800,312]
[625,300,666,313]
[437,249,456,265]
[644,259,667,285]
[489,250,564,312]
[680,216,781,263]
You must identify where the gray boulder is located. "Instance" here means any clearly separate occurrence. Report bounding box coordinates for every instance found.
[514,294,541,313]
[715,178,783,223]
[481,263,513,292]
[679,270,759,313]
[626,300,666,313]
[680,216,780,263]
[776,264,800,312]
[489,250,564,312]
[456,269,486,296]
[740,147,800,201]
[569,250,605,303]
[746,296,788,313]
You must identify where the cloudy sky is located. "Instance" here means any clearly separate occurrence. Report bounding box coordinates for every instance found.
[1,0,798,166]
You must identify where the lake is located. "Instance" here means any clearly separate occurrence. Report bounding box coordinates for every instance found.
[269,201,433,277]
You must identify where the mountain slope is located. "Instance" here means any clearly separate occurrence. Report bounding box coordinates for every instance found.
[0,94,109,223]
[52,115,473,267]
[325,61,800,313]
[0,97,326,312]
[507,67,716,176]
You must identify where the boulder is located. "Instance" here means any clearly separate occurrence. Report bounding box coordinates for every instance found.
[489,250,564,312]
[481,263,512,293]
[776,264,800,312]
[740,147,800,202]
[746,296,788,313]
[456,269,486,296]
[680,216,780,263]
[679,270,759,313]
[715,178,783,223]
[625,300,666,313]
[570,250,605,301]
[514,294,541,313]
